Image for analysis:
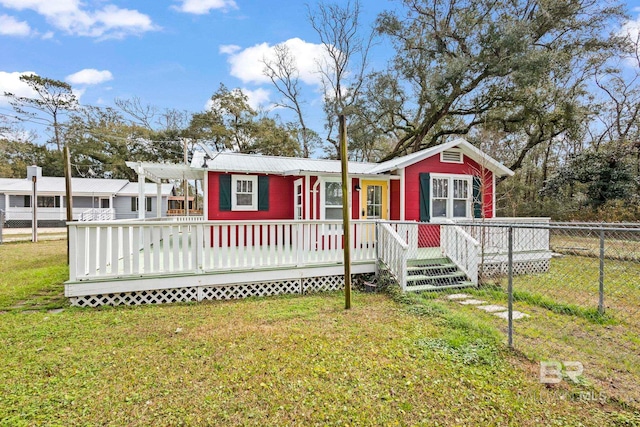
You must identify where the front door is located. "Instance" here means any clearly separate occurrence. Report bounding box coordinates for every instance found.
[360,180,388,220]
[100,198,110,208]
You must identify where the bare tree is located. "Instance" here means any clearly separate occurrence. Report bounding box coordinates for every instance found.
[262,43,318,157]
[308,0,374,158]
[114,96,157,130]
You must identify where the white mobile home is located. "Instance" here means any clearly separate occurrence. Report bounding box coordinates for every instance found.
[0,171,174,227]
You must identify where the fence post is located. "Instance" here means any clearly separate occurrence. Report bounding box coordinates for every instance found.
[374,221,379,278]
[507,226,514,349]
[599,229,605,315]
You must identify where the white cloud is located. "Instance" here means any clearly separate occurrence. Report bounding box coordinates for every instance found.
[242,87,271,110]
[71,87,86,101]
[620,17,640,42]
[173,0,237,15]
[221,38,329,87]
[0,71,38,106]
[66,69,113,85]
[203,87,271,111]
[0,0,158,39]
[617,16,640,65]
[0,14,31,36]
[219,44,241,55]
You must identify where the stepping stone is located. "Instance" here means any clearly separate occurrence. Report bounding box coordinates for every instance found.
[47,308,64,314]
[477,305,507,313]
[493,311,529,320]
[447,293,471,300]
[459,299,486,305]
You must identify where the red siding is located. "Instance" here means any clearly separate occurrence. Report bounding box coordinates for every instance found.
[398,154,495,247]
[390,180,400,220]
[208,172,362,220]
[403,154,495,222]
[207,171,295,220]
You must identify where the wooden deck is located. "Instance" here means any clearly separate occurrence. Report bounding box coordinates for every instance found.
[64,219,552,306]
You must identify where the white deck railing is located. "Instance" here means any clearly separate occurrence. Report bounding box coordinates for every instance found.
[68,220,378,281]
[441,221,480,285]
[80,208,115,221]
[454,217,550,253]
[386,221,419,260]
[6,207,87,221]
[377,222,409,291]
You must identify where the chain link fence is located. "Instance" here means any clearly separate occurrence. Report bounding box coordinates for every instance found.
[447,221,640,408]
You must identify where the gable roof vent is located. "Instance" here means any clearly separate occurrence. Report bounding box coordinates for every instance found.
[441,149,463,163]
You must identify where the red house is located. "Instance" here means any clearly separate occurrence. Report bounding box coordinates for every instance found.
[198,138,513,246]
[65,139,555,307]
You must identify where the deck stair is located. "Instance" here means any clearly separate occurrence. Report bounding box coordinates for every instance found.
[405,257,474,291]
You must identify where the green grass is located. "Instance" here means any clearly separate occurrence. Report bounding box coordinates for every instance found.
[1,240,639,425]
[0,240,68,311]
[453,253,640,411]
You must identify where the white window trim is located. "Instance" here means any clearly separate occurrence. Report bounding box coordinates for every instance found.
[294,178,303,220]
[440,149,464,164]
[319,177,343,220]
[231,175,258,211]
[429,173,473,223]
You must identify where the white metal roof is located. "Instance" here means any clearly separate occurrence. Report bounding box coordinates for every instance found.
[191,151,377,175]
[191,138,513,177]
[117,182,175,196]
[0,177,130,195]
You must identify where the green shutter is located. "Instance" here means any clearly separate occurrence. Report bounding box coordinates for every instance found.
[258,176,269,211]
[472,176,482,218]
[219,175,231,211]
[419,173,430,222]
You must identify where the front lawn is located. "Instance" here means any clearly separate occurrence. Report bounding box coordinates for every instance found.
[0,240,638,425]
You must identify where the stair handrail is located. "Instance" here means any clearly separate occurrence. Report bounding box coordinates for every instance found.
[440,219,480,285]
[377,222,409,291]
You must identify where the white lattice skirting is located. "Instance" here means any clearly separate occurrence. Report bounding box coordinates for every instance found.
[69,275,348,307]
[482,259,551,277]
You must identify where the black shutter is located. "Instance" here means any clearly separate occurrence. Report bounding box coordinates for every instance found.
[419,173,430,222]
[131,197,137,212]
[146,197,152,212]
[258,176,269,211]
[219,174,231,211]
[472,176,482,218]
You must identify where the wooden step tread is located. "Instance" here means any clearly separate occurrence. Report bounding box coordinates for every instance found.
[406,271,467,282]
[407,258,450,266]
[407,263,456,272]
[405,281,475,291]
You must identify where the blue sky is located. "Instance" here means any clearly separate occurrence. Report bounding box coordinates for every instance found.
[0,0,395,131]
[0,0,639,139]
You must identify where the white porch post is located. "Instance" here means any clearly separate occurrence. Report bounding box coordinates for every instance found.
[492,174,496,218]
[203,171,208,220]
[399,168,406,221]
[156,182,162,218]
[304,175,310,220]
[137,165,145,220]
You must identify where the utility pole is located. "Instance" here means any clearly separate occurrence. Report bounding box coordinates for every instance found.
[339,115,352,309]
[183,139,189,217]
[31,174,37,243]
